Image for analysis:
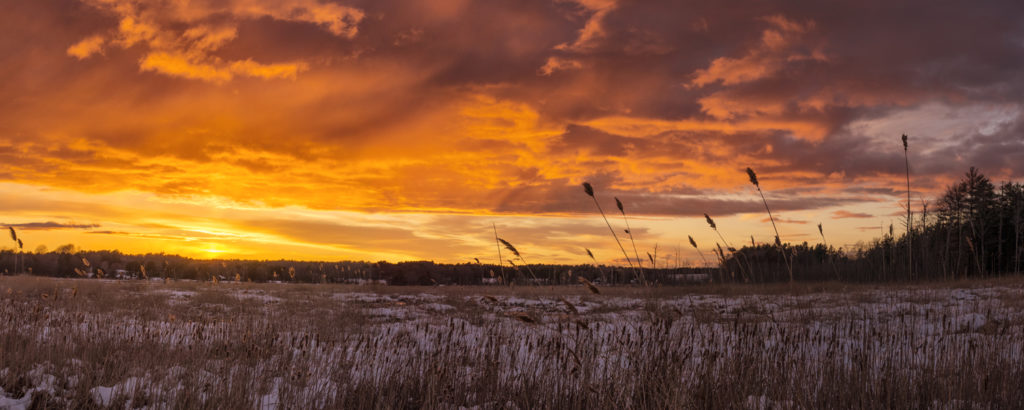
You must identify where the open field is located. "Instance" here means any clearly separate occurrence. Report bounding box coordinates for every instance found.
[1,276,1023,409]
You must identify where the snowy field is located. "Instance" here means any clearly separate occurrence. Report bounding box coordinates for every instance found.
[1,276,1023,409]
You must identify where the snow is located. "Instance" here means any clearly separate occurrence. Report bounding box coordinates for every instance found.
[3,281,1023,408]
[0,389,31,410]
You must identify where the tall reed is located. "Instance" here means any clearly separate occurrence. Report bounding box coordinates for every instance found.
[582,182,637,280]
[688,235,710,275]
[492,223,505,283]
[615,197,645,281]
[585,248,608,283]
[902,134,913,279]
[704,214,751,281]
[497,237,538,283]
[818,222,840,280]
[746,167,793,282]
[8,227,17,274]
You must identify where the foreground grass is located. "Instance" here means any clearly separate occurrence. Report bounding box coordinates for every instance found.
[1,276,1023,409]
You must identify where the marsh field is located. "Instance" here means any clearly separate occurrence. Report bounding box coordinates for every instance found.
[1,275,1023,409]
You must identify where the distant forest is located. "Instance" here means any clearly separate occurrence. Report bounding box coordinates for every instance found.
[0,248,711,286]
[2,166,1022,285]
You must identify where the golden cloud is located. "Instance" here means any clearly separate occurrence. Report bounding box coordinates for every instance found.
[70,0,363,82]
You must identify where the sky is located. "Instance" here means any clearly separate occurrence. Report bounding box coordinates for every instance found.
[1,0,1023,265]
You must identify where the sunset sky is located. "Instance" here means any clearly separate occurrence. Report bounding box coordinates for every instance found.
[1,0,1023,265]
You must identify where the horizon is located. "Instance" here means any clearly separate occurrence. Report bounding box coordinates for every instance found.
[3,0,1023,265]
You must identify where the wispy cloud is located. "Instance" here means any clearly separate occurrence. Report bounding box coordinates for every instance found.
[4,222,100,230]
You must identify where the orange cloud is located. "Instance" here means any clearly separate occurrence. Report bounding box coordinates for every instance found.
[689,15,824,88]
[67,35,106,59]
[1,0,1022,263]
[70,0,362,82]
[139,52,232,82]
[832,210,874,219]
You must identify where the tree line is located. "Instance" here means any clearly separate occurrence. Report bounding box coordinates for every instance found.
[720,166,1024,282]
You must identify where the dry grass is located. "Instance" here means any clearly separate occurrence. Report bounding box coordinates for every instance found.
[1,275,1023,409]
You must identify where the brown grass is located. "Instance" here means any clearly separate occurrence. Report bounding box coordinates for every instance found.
[1,275,1023,408]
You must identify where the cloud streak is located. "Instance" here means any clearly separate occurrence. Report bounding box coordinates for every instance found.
[3,222,101,230]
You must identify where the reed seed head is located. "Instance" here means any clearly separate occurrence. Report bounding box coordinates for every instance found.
[818,222,823,236]
[577,276,600,294]
[746,167,759,187]
[688,235,697,249]
[704,213,717,230]
[8,227,15,242]
[497,238,521,258]
[582,182,594,197]
[902,134,908,150]
[615,197,624,214]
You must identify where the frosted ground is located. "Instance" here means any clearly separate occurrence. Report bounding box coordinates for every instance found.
[1,276,1022,409]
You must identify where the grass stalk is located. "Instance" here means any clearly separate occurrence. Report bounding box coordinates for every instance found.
[583,182,638,281]
[492,223,505,283]
[902,134,913,279]
[615,197,646,283]
[746,167,794,282]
